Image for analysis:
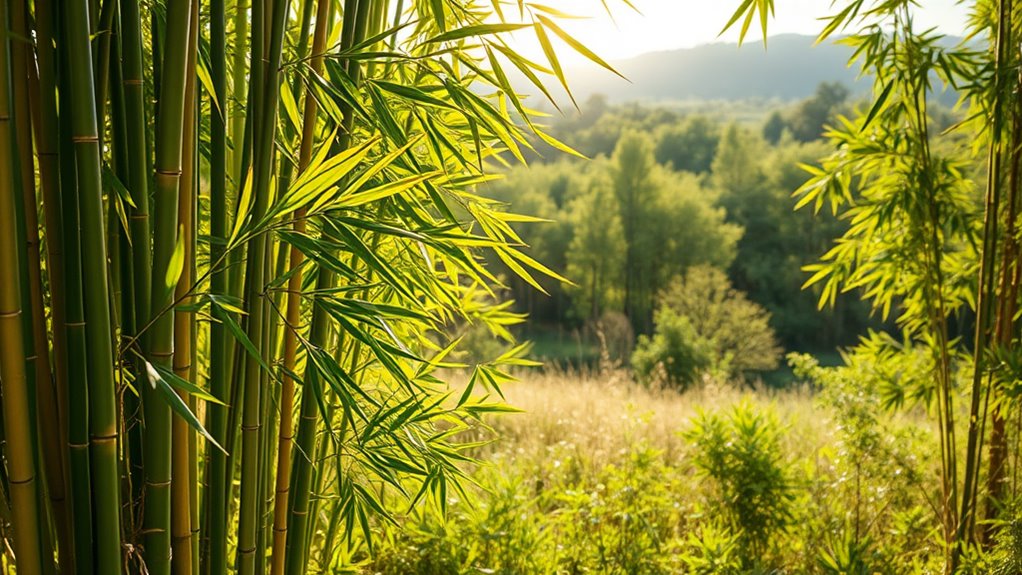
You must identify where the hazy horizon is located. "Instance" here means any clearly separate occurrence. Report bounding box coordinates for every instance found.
[511,0,972,64]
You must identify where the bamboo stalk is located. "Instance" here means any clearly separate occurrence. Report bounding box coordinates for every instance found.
[144,0,193,573]
[171,2,199,572]
[119,0,153,537]
[22,0,75,568]
[62,0,126,572]
[0,4,45,573]
[10,1,69,569]
[286,2,373,572]
[271,0,330,572]
[202,0,231,572]
[237,2,289,573]
[56,4,96,571]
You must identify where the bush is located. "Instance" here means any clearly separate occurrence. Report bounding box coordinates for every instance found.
[631,308,712,389]
[658,266,781,380]
[683,402,794,564]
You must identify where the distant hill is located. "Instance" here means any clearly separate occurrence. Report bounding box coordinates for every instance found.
[525,34,868,104]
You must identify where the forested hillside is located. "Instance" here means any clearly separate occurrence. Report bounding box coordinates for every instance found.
[535,34,862,102]
[478,83,925,373]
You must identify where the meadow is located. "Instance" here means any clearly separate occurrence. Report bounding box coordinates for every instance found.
[365,363,960,575]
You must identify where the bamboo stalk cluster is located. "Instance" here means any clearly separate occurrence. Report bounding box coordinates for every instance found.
[0,0,617,573]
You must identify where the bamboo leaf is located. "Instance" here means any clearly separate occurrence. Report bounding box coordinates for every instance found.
[533,21,575,108]
[212,298,273,375]
[196,52,222,113]
[536,15,624,80]
[336,171,440,208]
[164,225,186,296]
[372,79,455,109]
[229,168,254,246]
[145,360,226,453]
[425,23,531,44]
[280,80,303,132]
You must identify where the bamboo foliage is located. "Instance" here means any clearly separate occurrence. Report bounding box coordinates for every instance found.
[724,0,1022,571]
[0,0,628,572]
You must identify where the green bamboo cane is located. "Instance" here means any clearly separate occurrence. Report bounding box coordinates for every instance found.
[107,14,142,553]
[271,1,330,572]
[92,0,116,147]
[234,0,265,568]
[222,7,251,516]
[0,5,44,573]
[56,5,95,572]
[27,0,71,485]
[171,3,199,572]
[261,238,288,574]
[118,0,153,535]
[203,0,231,573]
[237,2,289,573]
[956,5,1011,565]
[23,3,76,570]
[120,0,152,328]
[230,0,249,192]
[63,0,126,572]
[144,0,193,573]
[286,3,374,571]
[10,2,69,568]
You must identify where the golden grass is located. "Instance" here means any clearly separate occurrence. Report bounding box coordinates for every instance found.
[474,367,841,474]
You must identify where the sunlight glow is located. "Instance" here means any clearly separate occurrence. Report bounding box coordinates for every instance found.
[511,0,972,65]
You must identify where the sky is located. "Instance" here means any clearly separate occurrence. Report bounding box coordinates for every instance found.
[512,0,973,64]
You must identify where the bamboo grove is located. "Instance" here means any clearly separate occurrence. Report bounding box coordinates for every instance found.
[0,0,628,573]
[725,0,1022,572]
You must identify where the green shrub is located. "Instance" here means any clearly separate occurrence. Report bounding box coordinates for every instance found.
[631,308,712,389]
[632,266,781,389]
[552,445,685,575]
[678,521,743,575]
[658,266,781,380]
[683,402,794,564]
[790,348,938,573]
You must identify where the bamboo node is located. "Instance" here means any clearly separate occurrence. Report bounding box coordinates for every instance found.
[0,310,22,319]
[8,474,37,486]
[241,424,262,431]
[146,479,172,488]
[71,135,100,143]
[156,169,183,177]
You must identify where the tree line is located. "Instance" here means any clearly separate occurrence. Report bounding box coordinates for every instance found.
[485,84,884,360]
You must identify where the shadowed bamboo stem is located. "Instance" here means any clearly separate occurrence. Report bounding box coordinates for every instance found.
[56,3,95,571]
[0,4,44,573]
[144,0,193,573]
[118,0,152,542]
[63,0,125,572]
[202,0,231,572]
[10,1,70,568]
[23,0,75,568]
